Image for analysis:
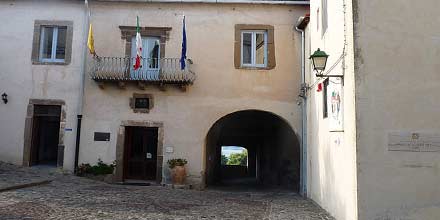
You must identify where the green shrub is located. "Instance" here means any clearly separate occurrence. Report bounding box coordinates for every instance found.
[167,158,187,169]
[78,159,115,176]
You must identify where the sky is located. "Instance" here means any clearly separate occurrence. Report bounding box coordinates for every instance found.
[221,146,246,157]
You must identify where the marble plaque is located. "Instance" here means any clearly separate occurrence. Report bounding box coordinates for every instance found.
[165,146,174,153]
[388,132,440,152]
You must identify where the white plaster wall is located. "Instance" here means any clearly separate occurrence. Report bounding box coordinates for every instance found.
[79,2,307,186]
[306,0,358,219]
[0,0,86,170]
[353,1,440,219]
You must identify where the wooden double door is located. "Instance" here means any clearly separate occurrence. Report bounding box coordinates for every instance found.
[124,127,158,181]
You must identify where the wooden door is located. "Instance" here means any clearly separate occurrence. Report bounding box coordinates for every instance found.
[30,105,61,166]
[30,116,41,166]
[124,127,158,180]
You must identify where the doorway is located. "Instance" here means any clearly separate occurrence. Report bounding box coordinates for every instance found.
[124,126,159,181]
[30,105,61,166]
[205,110,300,191]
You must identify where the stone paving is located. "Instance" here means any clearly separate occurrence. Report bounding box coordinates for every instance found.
[0,163,57,190]
[0,163,335,220]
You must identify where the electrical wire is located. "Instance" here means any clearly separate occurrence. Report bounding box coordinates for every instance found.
[309,53,344,89]
[307,0,349,91]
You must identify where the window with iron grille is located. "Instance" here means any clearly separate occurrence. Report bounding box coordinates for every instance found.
[130,94,154,113]
[134,98,150,109]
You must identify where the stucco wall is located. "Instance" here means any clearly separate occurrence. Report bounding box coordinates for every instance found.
[306,0,357,219]
[0,0,85,170]
[79,2,307,186]
[353,1,440,219]
[80,3,306,186]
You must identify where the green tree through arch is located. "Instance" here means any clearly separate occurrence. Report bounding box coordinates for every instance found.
[227,151,247,166]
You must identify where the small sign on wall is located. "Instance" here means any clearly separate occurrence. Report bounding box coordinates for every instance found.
[94,132,110,141]
[165,146,174,153]
[328,77,344,131]
[388,132,440,152]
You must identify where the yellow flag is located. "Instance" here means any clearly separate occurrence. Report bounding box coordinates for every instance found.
[87,24,95,55]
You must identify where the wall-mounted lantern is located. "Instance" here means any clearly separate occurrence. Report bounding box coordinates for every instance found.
[309,48,344,84]
[310,48,329,75]
[2,93,8,104]
[310,48,343,79]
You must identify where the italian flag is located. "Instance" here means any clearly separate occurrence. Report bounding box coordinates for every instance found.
[133,16,142,70]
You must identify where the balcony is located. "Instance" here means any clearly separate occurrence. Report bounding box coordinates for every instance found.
[89,57,196,89]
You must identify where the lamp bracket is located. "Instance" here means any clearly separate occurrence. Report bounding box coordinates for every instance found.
[315,74,344,79]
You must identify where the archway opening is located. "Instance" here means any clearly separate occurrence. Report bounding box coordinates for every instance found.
[220,146,249,182]
[205,110,300,191]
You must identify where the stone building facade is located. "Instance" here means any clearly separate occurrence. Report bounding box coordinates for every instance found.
[303,0,440,219]
[80,0,308,189]
[0,0,87,170]
[0,0,309,191]
[3,1,439,219]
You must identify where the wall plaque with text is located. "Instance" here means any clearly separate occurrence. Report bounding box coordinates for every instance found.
[94,132,110,141]
[388,132,440,152]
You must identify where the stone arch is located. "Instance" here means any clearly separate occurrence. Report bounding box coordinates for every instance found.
[204,110,300,191]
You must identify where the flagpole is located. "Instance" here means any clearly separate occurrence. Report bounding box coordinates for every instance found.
[180,14,187,70]
[133,16,143,70]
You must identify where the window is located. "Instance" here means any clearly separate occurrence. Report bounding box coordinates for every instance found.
[39,26,67,63]
[134,97,150,109]
[130,93,154,113]
[241,31,267,68]
[317,8,320,31]
[234,24,275,69]
[323,79,329,118]
[130,37,161,79]
[32,20,73,65]
[119,26,170,60]
[322,0,328,36]
[131,37,160,70]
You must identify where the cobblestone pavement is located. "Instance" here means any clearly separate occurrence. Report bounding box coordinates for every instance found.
[0,163,334,220]
[0,163,58,189]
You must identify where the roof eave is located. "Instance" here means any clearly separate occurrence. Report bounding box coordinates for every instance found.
[296,13,310,30]
[91,0,309,5]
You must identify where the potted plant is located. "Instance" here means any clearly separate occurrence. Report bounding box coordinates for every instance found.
[167,158,188,185]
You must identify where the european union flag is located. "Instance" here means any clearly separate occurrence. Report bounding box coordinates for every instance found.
[180,16,187,70]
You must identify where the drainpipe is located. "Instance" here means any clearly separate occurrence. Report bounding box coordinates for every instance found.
[295,15,309,196]
[74,0,90,174]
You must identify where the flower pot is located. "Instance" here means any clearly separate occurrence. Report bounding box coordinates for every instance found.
[171,165,186,185]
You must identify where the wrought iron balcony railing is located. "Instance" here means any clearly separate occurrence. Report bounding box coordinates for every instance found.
[89,57,196,85]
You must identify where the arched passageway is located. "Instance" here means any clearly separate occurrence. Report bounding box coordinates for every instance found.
[205,110,300,191]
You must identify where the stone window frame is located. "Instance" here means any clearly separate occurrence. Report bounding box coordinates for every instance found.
[129,93,154,113]
[31,20,74,65]
[22,99,66,167]
[234,24,275,70]
[119,26,172,58]
[114,121,164,183]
